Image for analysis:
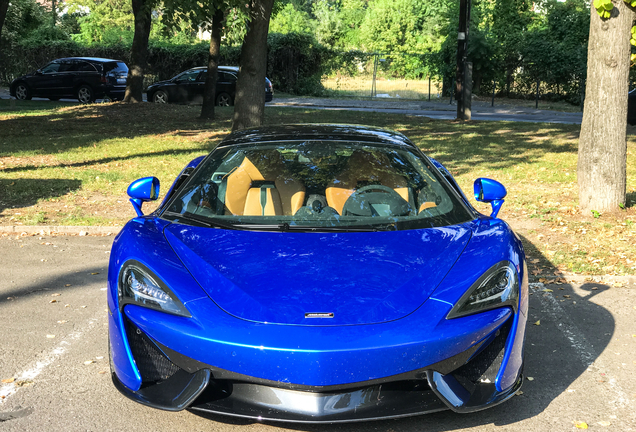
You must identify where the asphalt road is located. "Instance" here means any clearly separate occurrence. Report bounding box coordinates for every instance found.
[1,234,635,431]
[0,87,584,124]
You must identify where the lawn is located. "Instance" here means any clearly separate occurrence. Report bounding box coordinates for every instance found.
[1,99,635,276]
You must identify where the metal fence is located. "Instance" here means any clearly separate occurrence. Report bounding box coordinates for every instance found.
[322,53,442,101]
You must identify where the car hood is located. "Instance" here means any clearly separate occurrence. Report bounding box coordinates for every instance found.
[147,80,170,90]
[164,223,472,326]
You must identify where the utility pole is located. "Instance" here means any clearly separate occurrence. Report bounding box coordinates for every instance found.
[456,0,471,120]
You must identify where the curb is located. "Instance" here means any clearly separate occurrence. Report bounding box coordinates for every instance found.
[0,225,121,236]
[531,274,636,288]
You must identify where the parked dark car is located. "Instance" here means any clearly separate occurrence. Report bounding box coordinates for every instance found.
[146,66,274,106]
[10,57,129,103]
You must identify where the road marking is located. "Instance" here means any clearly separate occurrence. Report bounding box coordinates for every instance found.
[0,316,100,404]
[530,283,630,410]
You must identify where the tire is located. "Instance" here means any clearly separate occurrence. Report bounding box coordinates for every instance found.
[76,85,95,104]
[152,90,169,104]
[14,83,32,100]
[215,92,233,107]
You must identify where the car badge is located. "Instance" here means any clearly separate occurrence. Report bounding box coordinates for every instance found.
[305,312,334,318]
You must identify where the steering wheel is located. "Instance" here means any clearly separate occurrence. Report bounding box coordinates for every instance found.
[342,184,412,216]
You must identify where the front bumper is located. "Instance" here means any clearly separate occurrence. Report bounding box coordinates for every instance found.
[109,301,526,423]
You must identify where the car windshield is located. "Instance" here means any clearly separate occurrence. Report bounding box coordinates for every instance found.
[163,141,474,231]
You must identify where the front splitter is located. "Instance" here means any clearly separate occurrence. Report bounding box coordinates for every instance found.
[188,378,448,424]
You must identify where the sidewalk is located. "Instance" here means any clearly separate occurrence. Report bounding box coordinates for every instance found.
[269,95,584,124]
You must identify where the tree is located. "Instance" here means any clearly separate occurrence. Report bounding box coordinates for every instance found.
[578,0,633,213]
[269,2,313,34]
[232,0,274,131]
[123,0,154,103]
[0,0,9,42]
[200,9,224,119]
[0,0,11,76]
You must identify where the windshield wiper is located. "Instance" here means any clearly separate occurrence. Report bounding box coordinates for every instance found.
[163,211,240,230]
[163,212,397,232]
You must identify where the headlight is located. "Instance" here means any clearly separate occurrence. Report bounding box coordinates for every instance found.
[447,261,519,319]
[118,260,190,317]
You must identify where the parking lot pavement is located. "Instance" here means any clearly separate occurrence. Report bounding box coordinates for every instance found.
[1,234,635,431]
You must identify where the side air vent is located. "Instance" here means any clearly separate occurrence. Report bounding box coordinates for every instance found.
[125,318,181,385]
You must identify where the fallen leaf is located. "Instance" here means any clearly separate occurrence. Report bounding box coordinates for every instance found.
[574,421,588,429]
[84,360,95,365]
[81,305,87,308]
[531,259,540,264]
[592,287,598,290]
[51,293,61,297]
[1,378,15,384]
[563,295,571,298]
[49,299,57,303]
[15,380,33,387]
[543,288,553,293]
[527,376,534,381]
[534,320,541,326]
[96,356,104,360]
[65,284,71,287]
[46,334,55,338]
[57,320,67,324]
[91,272,99,275]
[64,304,70,308]
[98,371,107,374]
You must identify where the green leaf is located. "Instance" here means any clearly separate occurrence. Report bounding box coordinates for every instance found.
[591,210,601,218]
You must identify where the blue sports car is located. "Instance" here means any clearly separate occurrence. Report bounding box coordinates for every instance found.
[108,124,528,423]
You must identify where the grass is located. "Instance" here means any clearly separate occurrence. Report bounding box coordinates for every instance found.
[1,98,635,276]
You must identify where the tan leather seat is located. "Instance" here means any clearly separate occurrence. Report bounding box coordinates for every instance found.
[325,150,411,215]
[224,152,305,216]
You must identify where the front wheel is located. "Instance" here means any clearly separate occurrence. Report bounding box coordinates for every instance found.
[76,85,95,104]
[152,90,169,104]
[215,92,233,107]
[14,83,32,100]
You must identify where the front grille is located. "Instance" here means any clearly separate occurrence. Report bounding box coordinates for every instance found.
[125,318,181,385]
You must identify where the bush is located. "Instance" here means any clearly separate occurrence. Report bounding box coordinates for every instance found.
[267,32,326,96]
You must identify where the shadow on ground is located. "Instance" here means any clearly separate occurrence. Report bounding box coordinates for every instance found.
[0,178,81,214]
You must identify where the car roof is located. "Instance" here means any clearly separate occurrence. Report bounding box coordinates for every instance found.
[57,57,125,63]
[185,66,238,72]
[217,124,418,149]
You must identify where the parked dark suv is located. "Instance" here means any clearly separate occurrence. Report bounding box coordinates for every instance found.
[10,57,129,103]
[146,66,274,105]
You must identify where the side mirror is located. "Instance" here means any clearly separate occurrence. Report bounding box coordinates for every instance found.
[474,178,507,218]
[127,177,160,216]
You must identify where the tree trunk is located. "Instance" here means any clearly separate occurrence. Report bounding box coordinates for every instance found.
[0,0,10,86]
[200,9,224,120]
[231,0,274,131]
[124,0,152,103]
[578,2,633,213]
